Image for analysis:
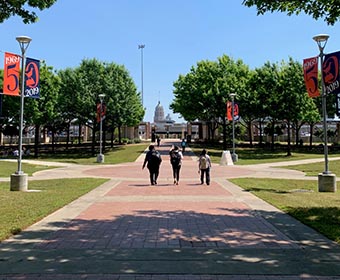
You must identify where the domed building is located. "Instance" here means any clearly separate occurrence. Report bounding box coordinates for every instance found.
[138,101,199,141]
[154,101,165,123]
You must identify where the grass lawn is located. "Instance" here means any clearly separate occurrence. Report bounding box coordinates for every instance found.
[0,178,108,241]
[0,161,56,177]
[282,160,340,177]
[0,143,149,178]
[35,143,149,164]
[230,178,340,244]
[189,145,328,165]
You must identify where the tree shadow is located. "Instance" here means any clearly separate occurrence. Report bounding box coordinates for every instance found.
[1,208,339,276]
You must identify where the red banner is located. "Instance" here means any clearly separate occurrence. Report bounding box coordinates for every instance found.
[96,103,106,123]
[303,56,320,98]
[226,101,239,121]
[3,52,20,96]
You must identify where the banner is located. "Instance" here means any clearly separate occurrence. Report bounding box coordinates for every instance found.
[24,57,40,98]
[226,101,239,121]
[3,52,20,96]
[322,51,340,95]
[303,56,320,98]
[96,103,106,123]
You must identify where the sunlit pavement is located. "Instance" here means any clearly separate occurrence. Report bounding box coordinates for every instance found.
[1,139,340,280]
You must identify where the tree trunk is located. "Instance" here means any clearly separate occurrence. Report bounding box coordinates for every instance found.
[34,124,40,158]
[66,123,70,150]
[287,119,292,156]
[259,120,263,145]
[78,124,82,146]
[118,125,122,144]
[271,121,275,151]
[222,117,227,150]
[309,124,314,148]
[91,123,96,156]
[51,130,56,153]
[247,120,253,147]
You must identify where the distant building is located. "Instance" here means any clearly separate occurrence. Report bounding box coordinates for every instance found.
[153,101,175,131]
[151,101,200,140]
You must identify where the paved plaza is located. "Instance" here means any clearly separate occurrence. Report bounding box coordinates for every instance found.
[1,140,340,279]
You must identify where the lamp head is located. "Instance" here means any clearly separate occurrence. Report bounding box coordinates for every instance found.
[313,34,329,52]
[313,34,329,43]
[16,36,32,44]
[98,94,105,101]
[230,93,236,97]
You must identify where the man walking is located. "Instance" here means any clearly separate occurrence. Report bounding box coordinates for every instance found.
[142,145,162,185]
[198,149,211,185]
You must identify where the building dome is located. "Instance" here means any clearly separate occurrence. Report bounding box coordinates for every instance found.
[154,101,165,122]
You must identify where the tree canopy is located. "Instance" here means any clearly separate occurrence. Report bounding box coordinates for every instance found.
[0,0,57,24]
[242,0,340,25]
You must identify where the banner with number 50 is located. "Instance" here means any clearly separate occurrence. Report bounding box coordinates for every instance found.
[3,52,20,96]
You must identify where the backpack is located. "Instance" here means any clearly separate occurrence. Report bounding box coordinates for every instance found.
[150,150,161,165]
[199,156,208,169]
[170,151,181,166]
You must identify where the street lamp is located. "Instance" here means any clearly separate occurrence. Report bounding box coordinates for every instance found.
[138,44,145,107]
[10,36,32,191]
[97,93,105,163]
[230,93,238,162]
[313,34,336,192]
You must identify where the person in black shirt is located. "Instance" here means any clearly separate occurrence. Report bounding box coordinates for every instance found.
[142,145,162,185]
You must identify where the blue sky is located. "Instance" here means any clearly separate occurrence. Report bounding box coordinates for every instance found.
[1,0,340,122]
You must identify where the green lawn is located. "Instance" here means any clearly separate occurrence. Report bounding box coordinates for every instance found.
[0,143,149,177]
[190,146,327,165]
[282,160,340,177]
[0,178,108,241]
[0,161,57,177]
[230,178,340,244]
[35,143,149,164]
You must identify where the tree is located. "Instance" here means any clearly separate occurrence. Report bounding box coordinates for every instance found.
[62,59,143,152]
[242,0,340,25]
[102,62,144,145]
[0,0,57,24]
[58,67,87,147]
[24,61,61,156]
[171,55,250,148]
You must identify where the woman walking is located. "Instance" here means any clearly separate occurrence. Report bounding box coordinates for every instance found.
[169,145,183,185]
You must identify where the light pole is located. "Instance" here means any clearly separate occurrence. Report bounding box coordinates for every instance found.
[313,34,336,192]
[10,36,31,191]
[230,93,238,162]
[138,44,145,107]
[97,93,105,163]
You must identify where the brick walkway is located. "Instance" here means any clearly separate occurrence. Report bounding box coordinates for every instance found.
[1,140,340,279]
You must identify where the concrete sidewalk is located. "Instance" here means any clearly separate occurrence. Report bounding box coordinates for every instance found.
[1,140,340,279]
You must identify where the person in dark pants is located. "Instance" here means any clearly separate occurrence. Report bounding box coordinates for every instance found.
[198,149,211,185]
[181,138,186,153]
[142,145,162,185]
[169,145,183,185]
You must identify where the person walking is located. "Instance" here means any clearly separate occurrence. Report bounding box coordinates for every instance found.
[169,145,183,185]
[198,149,211,185]
[142,145,162,185]
[181,138,186,153]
